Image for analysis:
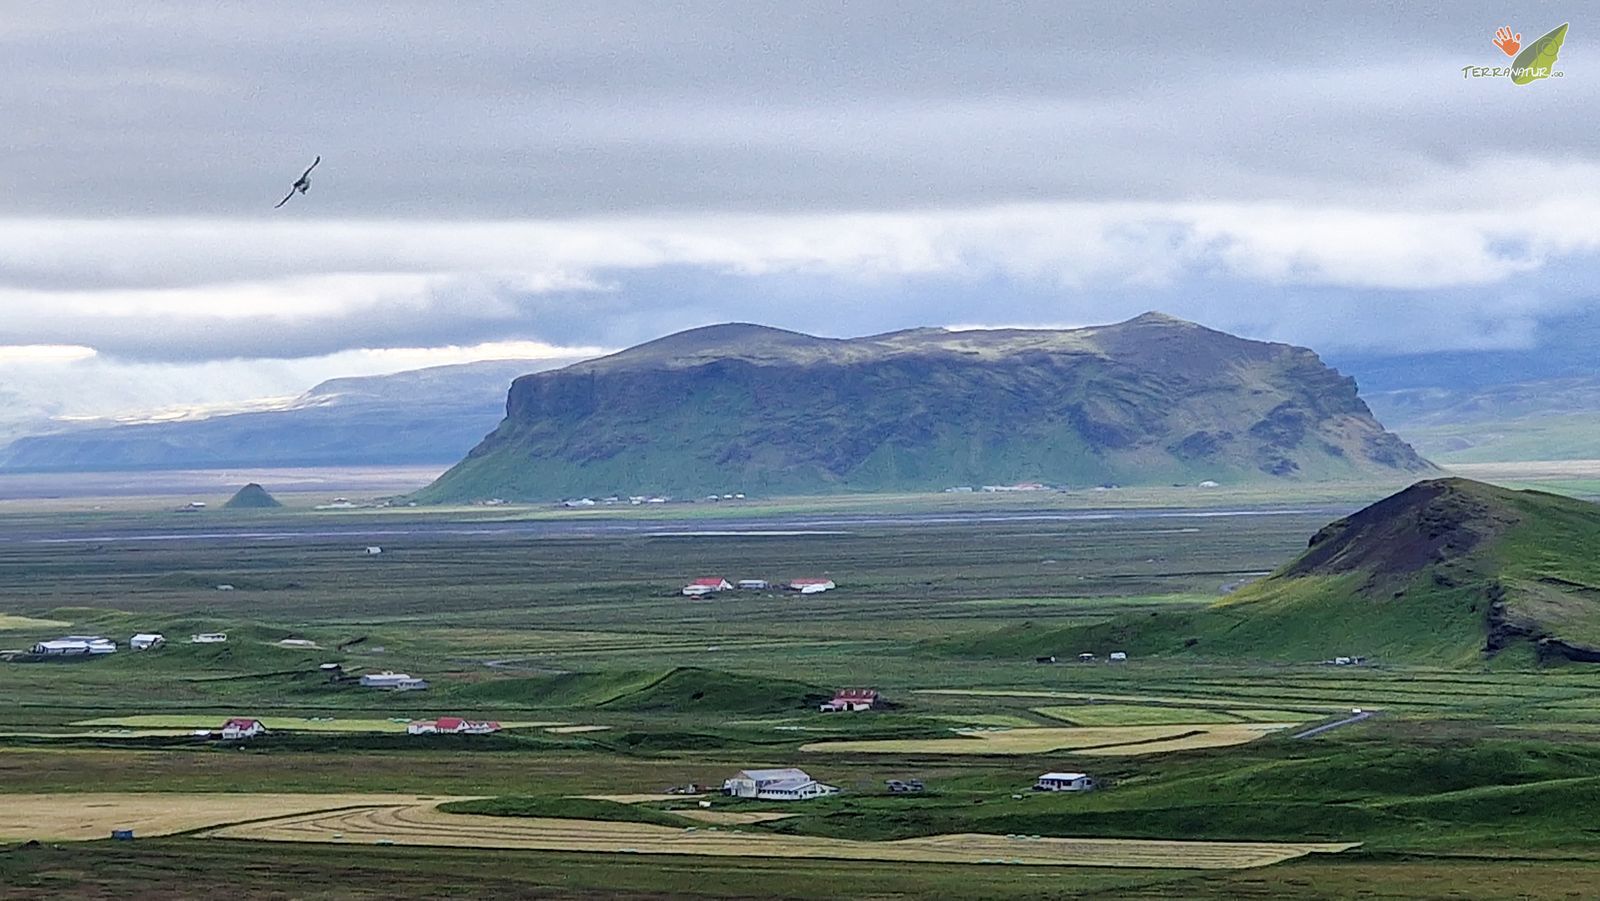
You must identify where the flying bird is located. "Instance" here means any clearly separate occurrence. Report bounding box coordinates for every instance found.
[274,156,321,208]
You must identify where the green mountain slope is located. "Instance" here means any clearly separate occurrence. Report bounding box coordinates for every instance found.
[1365,377,1600,463]
[418,313,1433,501]
[946,478,1600,665]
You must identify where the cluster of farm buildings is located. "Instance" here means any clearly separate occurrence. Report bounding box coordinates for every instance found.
[717,767,1092,801]
[25,632,228,656]
[206,715,502,740]
[682,577,836,597]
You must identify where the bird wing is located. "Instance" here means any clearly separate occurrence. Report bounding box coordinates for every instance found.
[300,156,321,180]
[274,187,296,208]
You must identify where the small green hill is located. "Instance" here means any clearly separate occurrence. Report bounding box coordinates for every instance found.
[454,666,829,713]
[944,478,1600,665]
[222,483,282,509]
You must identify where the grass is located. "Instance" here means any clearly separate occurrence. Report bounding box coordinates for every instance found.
[209,799,1357,869]
[1033,704,1256,726]
[71,715,561,733]
[439,795,696,828]
[7,486,1600,896]
[0,792,459,841]
[798,723,1291,756]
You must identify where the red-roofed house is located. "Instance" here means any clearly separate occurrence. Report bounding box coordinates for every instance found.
[820,689,880,712]
[683,577,732,596]
[219,717,268,739]
[407,717,503,735]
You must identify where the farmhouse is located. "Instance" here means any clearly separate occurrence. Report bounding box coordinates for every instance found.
[407,716,502,735]
[820,688,880,712]
[32,636,117,656]
[789,578,835,593]
[130,633,165,650]
[1034,772,1095,792]
[723,768,840,801]
[685,578,732,594]
[220,718,268,740]
[359,671,429,690]
[191,632,227,643]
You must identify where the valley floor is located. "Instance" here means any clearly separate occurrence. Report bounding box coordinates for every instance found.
[3,482,1600,898]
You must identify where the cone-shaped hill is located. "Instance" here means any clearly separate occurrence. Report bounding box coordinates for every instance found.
[948,478,1600,665]
[223,483,282,509]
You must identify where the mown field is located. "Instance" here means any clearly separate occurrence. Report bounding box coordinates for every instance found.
[5,490,1600,897]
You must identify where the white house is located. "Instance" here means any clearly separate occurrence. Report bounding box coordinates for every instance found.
[191,632,227,643]
[1034,772,1095,792]
[360,671,429,690]
[32,636,117,656]
[220,718,268,740]
[407,716,501,735]
[130,633,165,650]
[820,689,880,712]
[723,768,839,801]
[686,577,732,593]
[789,578,835,592]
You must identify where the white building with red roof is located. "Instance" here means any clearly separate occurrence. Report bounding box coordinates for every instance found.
[219,718,268,739]
[820,689,879,712]
[407,716,502,735]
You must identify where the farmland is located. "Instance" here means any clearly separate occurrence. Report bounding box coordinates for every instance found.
[203,799,1358,868]
[4,476,1600,897]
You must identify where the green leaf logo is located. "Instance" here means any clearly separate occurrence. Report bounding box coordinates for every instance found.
[1511,23,1567,85]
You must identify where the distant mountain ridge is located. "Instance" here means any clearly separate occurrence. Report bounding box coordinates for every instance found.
[418,313,1434,501]
[0,359,563,472]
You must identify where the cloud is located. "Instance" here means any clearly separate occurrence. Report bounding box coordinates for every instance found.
[0,1,1593,423]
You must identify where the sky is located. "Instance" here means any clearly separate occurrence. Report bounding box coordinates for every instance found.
[0,1,1593,429]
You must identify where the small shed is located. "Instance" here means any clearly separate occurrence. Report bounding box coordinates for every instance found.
[365,546,383,555]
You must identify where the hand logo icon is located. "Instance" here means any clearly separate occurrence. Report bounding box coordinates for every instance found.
[1493,26,1521,57]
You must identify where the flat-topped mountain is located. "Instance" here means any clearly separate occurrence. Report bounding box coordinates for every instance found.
[418,313,1433,501]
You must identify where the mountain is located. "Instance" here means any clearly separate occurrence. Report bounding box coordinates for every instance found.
[416,313,1434,501]
[950,478,1600,665]
[0,359,564,472]
[1365,377,1600,463]
[222,483,282,509]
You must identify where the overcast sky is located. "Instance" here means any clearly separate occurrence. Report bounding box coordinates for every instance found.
[0,1,1592,424]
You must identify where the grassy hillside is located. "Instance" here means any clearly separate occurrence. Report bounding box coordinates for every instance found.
[453,667,828,713]
[940,478,1600,665]
[1367,377,1600,463]
[417,314,1433,502]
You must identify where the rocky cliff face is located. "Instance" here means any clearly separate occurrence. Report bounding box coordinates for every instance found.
[418,313,1434,501]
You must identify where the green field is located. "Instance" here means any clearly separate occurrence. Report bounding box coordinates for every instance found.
[4,486,1600,897]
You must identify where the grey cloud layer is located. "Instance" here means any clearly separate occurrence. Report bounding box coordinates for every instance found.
[0,0,1592,382]
[0,1,1586,216]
